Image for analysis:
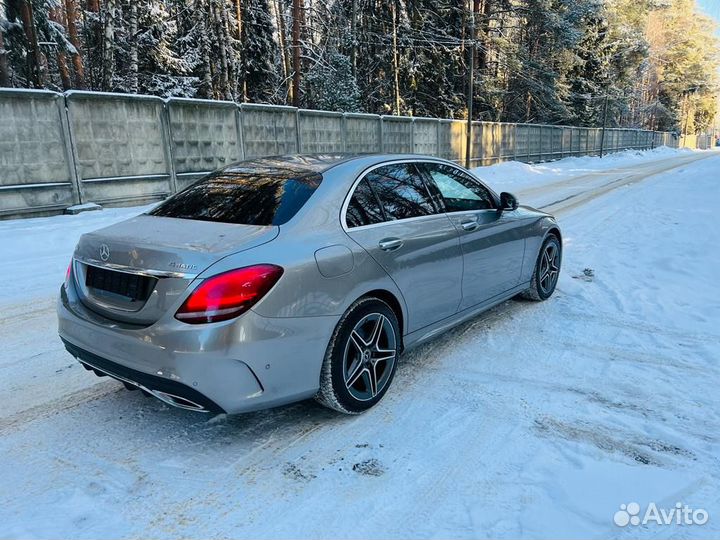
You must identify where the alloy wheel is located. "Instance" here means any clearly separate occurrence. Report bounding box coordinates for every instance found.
[539,242,560,294]
[343,313,397,401]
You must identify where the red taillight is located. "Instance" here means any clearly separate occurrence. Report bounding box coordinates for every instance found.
[65,260,73,288]
[175,265,284,324]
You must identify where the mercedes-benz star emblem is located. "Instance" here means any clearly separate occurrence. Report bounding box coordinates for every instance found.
[99,244,110,261]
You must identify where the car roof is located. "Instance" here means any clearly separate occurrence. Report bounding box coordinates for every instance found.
[223,153,454,175]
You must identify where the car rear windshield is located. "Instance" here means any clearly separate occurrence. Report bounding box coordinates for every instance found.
[148,167,323,226]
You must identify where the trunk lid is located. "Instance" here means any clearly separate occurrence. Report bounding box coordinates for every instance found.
[72,214,278,325]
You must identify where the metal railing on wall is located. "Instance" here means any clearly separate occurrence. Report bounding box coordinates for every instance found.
[0,88,679,219]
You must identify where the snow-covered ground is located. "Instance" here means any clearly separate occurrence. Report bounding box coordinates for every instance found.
[0,148,718,539]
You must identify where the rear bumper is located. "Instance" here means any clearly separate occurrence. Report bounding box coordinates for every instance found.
[62,338,225,413]
[58,283,340,414]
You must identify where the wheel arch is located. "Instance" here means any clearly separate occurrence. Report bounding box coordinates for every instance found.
[360,289,405,349]
[546,226,562,247]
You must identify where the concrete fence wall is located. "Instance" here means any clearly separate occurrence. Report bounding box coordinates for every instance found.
[684,132,714,150]
[0,88,679,219]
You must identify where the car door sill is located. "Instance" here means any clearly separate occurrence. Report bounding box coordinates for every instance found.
[402,281,531,352]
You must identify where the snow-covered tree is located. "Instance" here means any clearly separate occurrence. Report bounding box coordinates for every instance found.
[306,50,360,111]
[0,0,716,133]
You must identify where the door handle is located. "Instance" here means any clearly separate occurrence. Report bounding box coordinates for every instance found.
[378,238,404,251]
[461,219,479,231]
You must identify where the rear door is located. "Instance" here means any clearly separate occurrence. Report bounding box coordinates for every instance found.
[419,162,525,309]
[343,162,463,333]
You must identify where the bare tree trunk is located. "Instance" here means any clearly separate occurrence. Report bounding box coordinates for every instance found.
[56,51,72,90]
[86,0,101,89]
[525,92,532,123]
[292,0,301,106]
[50,8,72,89]
[64,0,85,88]
[210,0,232,100]
[128,0,138,92]
[391,1,401,114]
[272,0,292,103]
[0,15,10,87]
[475,0,489,74]
[102,0,115,90]
[237,0,247,99]
[197,0,213,98]
[235,0,243,38]
[235,0,247,101]
[219,0,236,98]
[19,0,43,87]
[350,0,356,78]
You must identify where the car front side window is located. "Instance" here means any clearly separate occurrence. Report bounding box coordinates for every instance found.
[422,163,496,212]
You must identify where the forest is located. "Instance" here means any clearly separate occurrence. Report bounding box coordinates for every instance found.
[0,0,718,134]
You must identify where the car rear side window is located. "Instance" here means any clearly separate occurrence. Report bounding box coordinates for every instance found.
[422,163,496,212]
[365,163,438,221]
[346,179,385,228]
[148,168,322,226]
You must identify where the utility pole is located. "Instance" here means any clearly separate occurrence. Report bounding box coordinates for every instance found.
[599,94,609,158]
[465,3,475,169]
[651,99,659,131]
[682,91,691,149]
[292,0,301,107]
[650,98,659,148]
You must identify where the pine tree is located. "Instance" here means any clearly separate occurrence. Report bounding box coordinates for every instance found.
[306,50,360,111]
[240,0,280,103]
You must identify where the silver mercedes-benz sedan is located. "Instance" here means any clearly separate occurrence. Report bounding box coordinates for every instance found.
[58,154,561,415]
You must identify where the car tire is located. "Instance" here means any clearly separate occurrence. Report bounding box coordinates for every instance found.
[316,297,400,414]
[521,234,561,301]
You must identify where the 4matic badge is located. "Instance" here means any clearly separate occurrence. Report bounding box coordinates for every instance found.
[168,261,197,271]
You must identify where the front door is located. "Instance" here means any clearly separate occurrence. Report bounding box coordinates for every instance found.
[419,162,525,309]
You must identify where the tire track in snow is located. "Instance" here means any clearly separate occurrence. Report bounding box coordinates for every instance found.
[0,381,122,433]
[516,153,705,200]
[529,152,714,215]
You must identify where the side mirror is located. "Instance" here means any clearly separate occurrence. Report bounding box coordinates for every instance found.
[500,192,519,211]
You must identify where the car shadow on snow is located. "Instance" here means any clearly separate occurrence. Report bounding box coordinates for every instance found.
[62,296,535,444]
[40,290,701,476]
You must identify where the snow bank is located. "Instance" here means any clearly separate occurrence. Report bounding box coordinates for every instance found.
[472,146,694,192]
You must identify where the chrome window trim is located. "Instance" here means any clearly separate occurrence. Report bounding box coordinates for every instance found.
[341,158,501,232]
[344,211,449,232]
[444,208,500,218]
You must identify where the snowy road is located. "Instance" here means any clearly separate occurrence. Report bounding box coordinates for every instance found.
[1,149,719,539]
